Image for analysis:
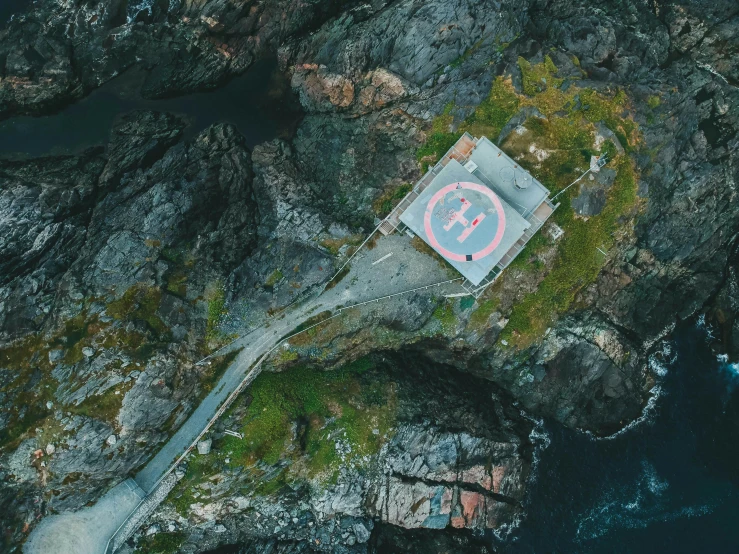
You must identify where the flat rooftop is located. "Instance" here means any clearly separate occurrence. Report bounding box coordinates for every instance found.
[466,136,550,218]
[399,159,531,286]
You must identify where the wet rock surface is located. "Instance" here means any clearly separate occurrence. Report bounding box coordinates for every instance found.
[0,0,738,551]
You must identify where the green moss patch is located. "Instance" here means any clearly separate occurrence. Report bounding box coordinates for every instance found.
[166,270,188,298]
[222,356,395,480]
[319,234,364,257]
[433,301,457,334]
[265,269,284,288]
[464,77,520,140]
[0,336,57,449]
[518,55,563,96]
[500,158,638,347]
[413,55,642,349]
[108,284,169,340]
[468,298,500,331]
[1,285,177,449]
[647,95,661,109]
[373,182,412,217]
[504,231,551,274]
[203,281,230,349]
[67,381,134,429]
[416,103,459,171]
[134,532,186,554]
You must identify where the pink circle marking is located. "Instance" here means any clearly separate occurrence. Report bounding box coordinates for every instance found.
[423,181,506,263]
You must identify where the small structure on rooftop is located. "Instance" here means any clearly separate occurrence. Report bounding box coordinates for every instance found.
[380,133,558,297]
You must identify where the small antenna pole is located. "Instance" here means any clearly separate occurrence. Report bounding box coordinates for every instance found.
[551,154,608,202]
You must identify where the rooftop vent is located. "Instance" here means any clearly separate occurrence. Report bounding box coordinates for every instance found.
[464,160,478,173]
[514,169,532,189]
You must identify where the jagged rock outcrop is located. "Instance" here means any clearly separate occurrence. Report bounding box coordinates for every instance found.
[0,0,353,118]
[128,359,532,553]
[0,112,268,547]
[267,0,739,435]
[1,0,738,551]
[0,151,105,338]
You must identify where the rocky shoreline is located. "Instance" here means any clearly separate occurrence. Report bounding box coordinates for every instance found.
[1,0,738,552]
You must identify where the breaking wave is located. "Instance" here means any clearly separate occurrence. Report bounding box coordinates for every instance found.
[492,512,522,541]
[695,313,716,339]
[574,462,715,542]
[520,410,551,484]
[598,340,675,441]
[492,412,550,542]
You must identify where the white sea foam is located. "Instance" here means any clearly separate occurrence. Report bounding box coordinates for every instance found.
[696,313,716,339]
[600,384,664,441]
[577,496,716,541]
[496,411,551,541]
[595,339,676,440]
[650,341,674,377]
[127,0,155,23]
[643,462,669,496]
[575,461,713,541]
[492,511,522,541]
[521,410,550,484]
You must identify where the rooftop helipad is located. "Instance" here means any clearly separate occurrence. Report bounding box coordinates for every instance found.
[400,160,530,285]
[383,133,557,295]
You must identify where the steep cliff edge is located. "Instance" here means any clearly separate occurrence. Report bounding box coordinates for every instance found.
[1,0,738,552]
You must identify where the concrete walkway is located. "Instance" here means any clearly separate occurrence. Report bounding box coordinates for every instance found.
[134,298,326,493]
[24,233,462,553]
[23,479,144,554]
[136,233,451,492]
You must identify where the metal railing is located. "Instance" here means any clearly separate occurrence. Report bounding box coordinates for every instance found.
[104,275,466,552]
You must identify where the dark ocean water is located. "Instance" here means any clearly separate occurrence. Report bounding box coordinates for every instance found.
[0,57,302,158]
[0,0,32,24]
[501,320,739,553]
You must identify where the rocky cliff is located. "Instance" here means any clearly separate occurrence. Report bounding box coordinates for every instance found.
[1,0,738,552]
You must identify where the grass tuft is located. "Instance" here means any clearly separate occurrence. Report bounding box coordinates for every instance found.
[204,281,227,347]
[373,183,413,217]
[468,299,500,331]
[135,532,186,554]
[107,284,169,339]
[221,357,395,480]
[433,301,457,334]
[411,54,643,348]
[265,269,284,288]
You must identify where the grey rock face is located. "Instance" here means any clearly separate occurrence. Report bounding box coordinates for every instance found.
[1,0,739,551]
[0,111,267,545]
[0,152,105,339]
[572,168,616,216]
[71,117,259,299]
[369,424,526,530]
[0,0,349,118]
[137,359,532,552]
[197,439,212,455]
[282,0,526,86]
